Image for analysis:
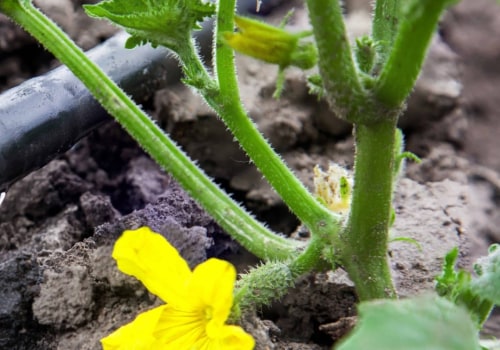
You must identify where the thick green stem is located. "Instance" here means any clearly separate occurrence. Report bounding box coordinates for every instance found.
[0,0,301,260]
[289,235,328,277]
[305,0,365,122]
[233,234,328,315]
[372,0,401,68]
[213,0,342,239]
[341,120,397,300]
[375,0,458,108]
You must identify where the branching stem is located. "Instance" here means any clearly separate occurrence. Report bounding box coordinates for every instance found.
[0,0,300,260]
[342,120,398,300]
[212,0,342,241]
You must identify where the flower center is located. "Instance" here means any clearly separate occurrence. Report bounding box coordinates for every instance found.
[204,307,213,321]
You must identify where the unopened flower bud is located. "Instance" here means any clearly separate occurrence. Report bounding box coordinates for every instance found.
[223,15,317,69]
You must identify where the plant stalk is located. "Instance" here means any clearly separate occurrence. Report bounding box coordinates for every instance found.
[212,0,342,240]
[372,0,401,68]
[305,0,365,122]
[0,0,301,260]
[375,0,458,108]
[341,119,397,300]
[289,235,328,277]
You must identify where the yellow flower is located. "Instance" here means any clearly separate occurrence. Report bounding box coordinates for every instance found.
[101,227,255,350]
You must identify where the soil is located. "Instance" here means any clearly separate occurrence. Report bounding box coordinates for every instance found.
[0,0,499,349]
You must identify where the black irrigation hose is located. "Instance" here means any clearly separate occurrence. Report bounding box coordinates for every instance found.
[0,32,173,192]
[0,0,284,192]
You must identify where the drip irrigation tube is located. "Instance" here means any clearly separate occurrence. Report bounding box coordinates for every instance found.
[0,0,284,192]
[0,31,174,192]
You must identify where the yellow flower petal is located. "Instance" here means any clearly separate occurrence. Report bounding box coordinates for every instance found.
[112,227,191,302]
[223,31,292,66]
[152,258,236,342]
[101,305,166,350]
[154,305,206,346]
[154,309,254,350]
[218,325,256,350]
[188,258,236,326]
[107,228,255,350]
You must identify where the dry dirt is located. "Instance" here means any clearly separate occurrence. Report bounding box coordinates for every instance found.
[0,0,499,349]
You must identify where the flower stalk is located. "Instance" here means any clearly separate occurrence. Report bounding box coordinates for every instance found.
[214,0,342,243]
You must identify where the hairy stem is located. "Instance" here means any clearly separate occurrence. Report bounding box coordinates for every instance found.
[375,0,458,108]
[342,120,397,300]
[212,0,342,240]
[289,235,328,277]
[372,0,401,69]
[0,0,301,260]
[305,0,365,122]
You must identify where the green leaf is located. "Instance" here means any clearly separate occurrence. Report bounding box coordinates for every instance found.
[435,246,465,298]
[84,0,215,50]
[471,244,500,305]
[435,247,494,327]
[336,295,481,350]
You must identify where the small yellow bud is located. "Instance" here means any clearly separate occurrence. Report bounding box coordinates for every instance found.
[223,15,317,69]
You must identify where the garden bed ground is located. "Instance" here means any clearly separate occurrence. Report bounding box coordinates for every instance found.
[0,0,499,349]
